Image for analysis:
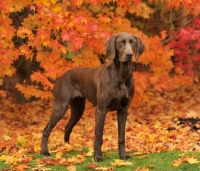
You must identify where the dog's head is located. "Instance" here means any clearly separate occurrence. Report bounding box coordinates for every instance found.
[105,32,145,62]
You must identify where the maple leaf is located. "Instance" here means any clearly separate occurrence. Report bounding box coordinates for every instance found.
[0,1,9,13]
[67,165,76,171]
[0,90,6,97]
[3,66,16,77]
[128,2,153,18]
[160,30,167,40]
[98,14,111,23]
[32,165,51,171]
[88,163,96,170]
[17,136,27,146]
[111,159,133,166]
[172,158,185,167]
[72,0,83,7]
[29,5,36,11]
[187,157,200,164]
[34,144,41,152]
[71,37,84,50]
[12,164,31,170]
[178,28,191,39]
[86,148,94,156]
[17,27,32,39]
[135,167,150,171]
[55,151,63,159]
[95,166,112,170]
[61,31,70,41]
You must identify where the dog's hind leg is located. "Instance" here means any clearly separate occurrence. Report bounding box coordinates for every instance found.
[64,97,86,143]
[41,102,68,155]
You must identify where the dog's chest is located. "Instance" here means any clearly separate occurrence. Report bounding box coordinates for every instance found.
[108,83,130,111]
[118,83,129,98]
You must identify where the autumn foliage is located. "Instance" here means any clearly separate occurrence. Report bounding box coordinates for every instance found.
[0,0,200,103]
[1,1,200,170]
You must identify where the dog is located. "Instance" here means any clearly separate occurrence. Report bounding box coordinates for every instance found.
[40,32,145,162]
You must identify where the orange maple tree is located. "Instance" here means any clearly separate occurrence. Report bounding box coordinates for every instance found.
[0,0,199,103]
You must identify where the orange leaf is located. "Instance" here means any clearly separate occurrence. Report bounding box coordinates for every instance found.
[160,30,167,40]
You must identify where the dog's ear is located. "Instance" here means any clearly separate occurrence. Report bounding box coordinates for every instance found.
[134,35,145,61]
[105,34,118,60]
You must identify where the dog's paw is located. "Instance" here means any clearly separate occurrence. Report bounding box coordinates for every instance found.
[40,151,50,156]
[120,155,131,160]
[64,136,70,143]
[94,156,104,162]
[64,132,70,143]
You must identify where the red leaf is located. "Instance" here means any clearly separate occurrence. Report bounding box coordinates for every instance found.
[87,163,96,170]
[178,28,191,40]
[61,31,70,41]
[29,5,36,11]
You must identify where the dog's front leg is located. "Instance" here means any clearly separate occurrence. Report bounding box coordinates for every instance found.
[94,107,107,162]
[117,106,131,160]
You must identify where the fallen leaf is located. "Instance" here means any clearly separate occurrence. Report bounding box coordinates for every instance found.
[111,159,133,166]
[135,167,150,171]
[187,157,200,164]
[88,163,96,170]
[86,149,94,157]
[67,165,76,171]
[172,158,186,167]
[55,151,63,159]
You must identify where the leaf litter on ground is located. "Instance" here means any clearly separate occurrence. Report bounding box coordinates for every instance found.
[0,84,200,170]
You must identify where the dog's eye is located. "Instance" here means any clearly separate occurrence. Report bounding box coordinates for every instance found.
[130,40,135,45]
[120,40,126,45]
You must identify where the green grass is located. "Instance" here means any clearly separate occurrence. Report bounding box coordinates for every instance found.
[1,150,200,171]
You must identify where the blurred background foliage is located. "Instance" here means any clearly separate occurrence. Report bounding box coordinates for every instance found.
[0,0,200,103]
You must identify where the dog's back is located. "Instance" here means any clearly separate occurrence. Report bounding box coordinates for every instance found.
[53,65,100,105]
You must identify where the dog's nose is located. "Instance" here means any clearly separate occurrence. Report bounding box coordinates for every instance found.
[126,52,133,59]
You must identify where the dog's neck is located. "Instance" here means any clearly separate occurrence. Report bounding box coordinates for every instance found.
[114,56,133,83]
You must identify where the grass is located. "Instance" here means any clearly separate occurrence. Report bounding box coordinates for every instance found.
[1,150,200,171]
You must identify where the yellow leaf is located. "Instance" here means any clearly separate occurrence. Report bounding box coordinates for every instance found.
[3,135,12,141]
[148,135,155,143]
[111,159,133,166]
[60,46,67,54]
[86,148,93,156]
[42,41,50,47]
[0,78,3,85]
[187,157,200,164]
[52,4,63,13]
[96,166,110,170]
[136,167,150,171]
[34,144,41,152]
[0,155,6,162]
[32,165,51,171]
[17,137,27,146]
[55,151,63,159]
[67,165,76,171]
[33,0,51,7]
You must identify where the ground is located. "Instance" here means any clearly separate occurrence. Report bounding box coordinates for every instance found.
[0,83,200,170]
